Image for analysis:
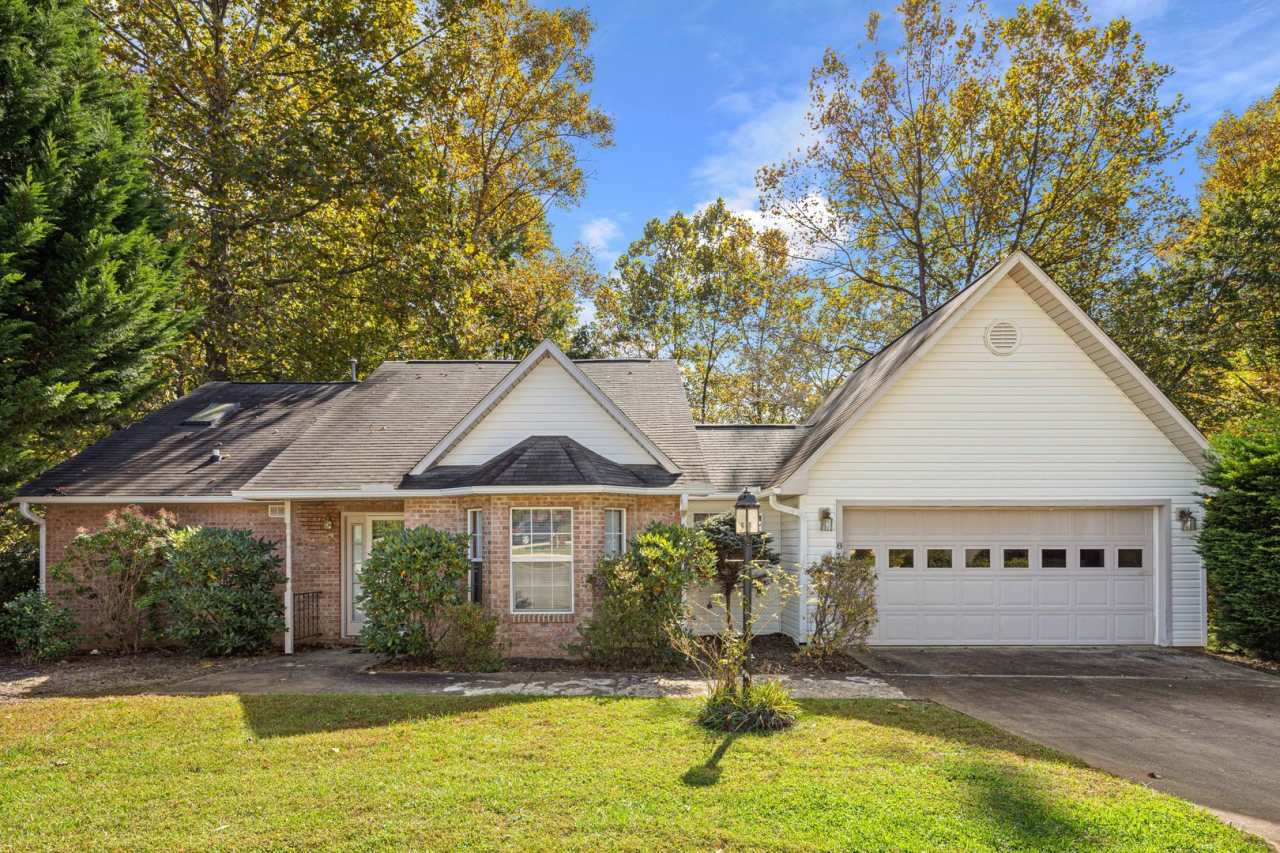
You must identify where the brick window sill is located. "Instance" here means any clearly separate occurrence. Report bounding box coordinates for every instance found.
[509,612,575,624]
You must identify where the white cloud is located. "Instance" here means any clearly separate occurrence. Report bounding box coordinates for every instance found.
[692,89,811,217]
[579,216,621,253]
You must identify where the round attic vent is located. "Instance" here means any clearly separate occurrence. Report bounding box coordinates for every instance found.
[984,320,1021,355]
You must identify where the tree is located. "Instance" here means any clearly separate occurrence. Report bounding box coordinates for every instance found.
[592,200,830,422]
[0,0,187,500]
[697,512,778,631]
[94,0,610,387]
[758,0,1189,349]
[1199,409,1280,660]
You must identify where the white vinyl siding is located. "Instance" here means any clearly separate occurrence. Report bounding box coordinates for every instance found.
[442,359,656,465]
[685,500,784,636]
[798,275,1205,645]
[510,508,573,613]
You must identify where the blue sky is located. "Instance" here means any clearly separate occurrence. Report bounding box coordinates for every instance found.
[543,0,1280,269]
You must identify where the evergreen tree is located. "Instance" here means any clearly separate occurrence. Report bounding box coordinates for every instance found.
[0,0,186,498]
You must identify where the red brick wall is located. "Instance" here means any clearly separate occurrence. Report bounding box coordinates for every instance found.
[42,493,680,658]
[404,494,681,658]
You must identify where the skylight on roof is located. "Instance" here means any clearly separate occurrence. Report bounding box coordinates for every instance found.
[182,402,239,427]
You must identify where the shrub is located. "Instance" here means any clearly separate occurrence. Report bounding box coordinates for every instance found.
[1200,411,1280,659]
[358,525,471,660]
[1,591,77,662]
[572,522,715,668]
[0,532,38,606]
[804,552,878,661]
[142,527,285,656]
[55,507,175,651]
[697,512,780,631]
[697,680,799,733]
[435,603,504,672]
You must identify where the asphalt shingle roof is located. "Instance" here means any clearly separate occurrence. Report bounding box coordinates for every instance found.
[17,382,353,497]
[695,425,808,492]
[401,436,680,490]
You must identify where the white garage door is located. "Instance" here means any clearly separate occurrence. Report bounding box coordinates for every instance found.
[844,507,1154,645]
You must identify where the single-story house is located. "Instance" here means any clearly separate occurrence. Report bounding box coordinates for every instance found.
[14,252,1210,656]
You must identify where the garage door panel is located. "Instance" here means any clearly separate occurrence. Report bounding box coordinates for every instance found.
[999,579,1035,606]
[1074,579,1110,607]
[849,507,1154,646]
[960,580,996,605]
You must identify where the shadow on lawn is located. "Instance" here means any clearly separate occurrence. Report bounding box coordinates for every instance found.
[681,733,738,787]
[234,692,548,738]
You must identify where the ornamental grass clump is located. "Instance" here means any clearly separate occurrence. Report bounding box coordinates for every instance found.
[698,679,799,733]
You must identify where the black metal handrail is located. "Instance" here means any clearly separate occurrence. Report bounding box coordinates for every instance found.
[293,591,321,641]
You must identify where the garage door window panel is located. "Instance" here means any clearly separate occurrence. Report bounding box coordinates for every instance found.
[926,548,954,569]
[888,548,915,569]
[849,548,876,568]
[964,547,992,569]
[1116,547,1146,570]
[1079,547,1106,570]
[1040,548,1068,569]
[1002,548,1030,569]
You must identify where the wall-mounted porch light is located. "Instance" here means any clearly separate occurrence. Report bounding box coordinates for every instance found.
[819,507,834,532]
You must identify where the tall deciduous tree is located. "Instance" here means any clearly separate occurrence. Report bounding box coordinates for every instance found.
[759,0,1189,346]
[0,0,186,499]
[591,200,829,423]
[93,0,610,386]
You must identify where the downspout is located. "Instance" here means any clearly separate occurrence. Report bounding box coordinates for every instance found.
[679,493,689,526]
[17,502,46,594]
[284,500,293,655]
[768,491,807,642]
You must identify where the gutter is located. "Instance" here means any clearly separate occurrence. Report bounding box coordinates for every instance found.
[16,502,46,593]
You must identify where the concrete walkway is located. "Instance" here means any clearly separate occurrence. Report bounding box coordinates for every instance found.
[169,647,905,699]
[853,647,1280,848]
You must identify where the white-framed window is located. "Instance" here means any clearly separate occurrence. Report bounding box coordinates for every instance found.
[467,509,484,561]
[510,508,573,614]
[887,547,915,569]
[691,512,715,527]
[604,508,626,557]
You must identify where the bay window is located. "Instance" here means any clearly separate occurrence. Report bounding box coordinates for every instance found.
[510,508,573,613]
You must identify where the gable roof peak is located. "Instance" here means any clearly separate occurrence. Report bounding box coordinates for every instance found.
[408,339,681,476]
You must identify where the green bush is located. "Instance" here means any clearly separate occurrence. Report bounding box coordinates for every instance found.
[435,603,504,672]
[0,534,38,606]
[1,591,77,662]
[358,525,471,660]
[697,512,780,631]
[1200,411,1280,659]
[55,506,175,651]
[805,552,878,661]
[142,527,285,656]
[697,679,799,733]
[572,522,715,668]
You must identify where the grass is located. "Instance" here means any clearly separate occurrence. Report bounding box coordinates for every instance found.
[0,694,1264,851]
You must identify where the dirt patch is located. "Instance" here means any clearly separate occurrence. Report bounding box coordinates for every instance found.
[376,633,866,675]
[0,651,269,700]
[1203,649,1280,677]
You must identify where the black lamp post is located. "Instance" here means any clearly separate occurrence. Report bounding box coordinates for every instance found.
[734,488,761,692]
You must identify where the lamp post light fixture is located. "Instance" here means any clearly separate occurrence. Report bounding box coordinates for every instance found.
[734,488,761,692]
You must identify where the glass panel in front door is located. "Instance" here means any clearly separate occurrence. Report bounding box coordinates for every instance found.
[350,518,404,632]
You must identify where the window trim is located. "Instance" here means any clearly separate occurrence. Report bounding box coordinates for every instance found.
[604,507,627,557]
[509,507,575,615]
[467,508,484,562]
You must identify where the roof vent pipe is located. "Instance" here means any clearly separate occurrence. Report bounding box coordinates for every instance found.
[350,359,358,382]
[211,446,223,463]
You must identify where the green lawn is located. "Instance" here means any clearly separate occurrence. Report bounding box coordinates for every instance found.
[0,694,1263,851]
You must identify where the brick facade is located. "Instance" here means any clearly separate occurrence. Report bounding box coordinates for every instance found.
[42,493,680,658]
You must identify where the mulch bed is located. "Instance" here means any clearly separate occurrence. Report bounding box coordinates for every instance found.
[376,633,866,675]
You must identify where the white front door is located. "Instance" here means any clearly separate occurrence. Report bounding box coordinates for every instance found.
[343,513,404,637]
[844,507,1156,645]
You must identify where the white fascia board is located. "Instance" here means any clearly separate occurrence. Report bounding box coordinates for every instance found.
[833,497,1174,507]
[11,495,250,504]
[409,340,681,475]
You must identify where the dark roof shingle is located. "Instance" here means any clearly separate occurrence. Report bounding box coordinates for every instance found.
[696,425,808,492]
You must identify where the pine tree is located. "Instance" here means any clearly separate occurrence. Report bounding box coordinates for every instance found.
[0,0,186,498]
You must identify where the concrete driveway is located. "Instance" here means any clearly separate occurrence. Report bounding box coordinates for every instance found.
[853,647,1280,847]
